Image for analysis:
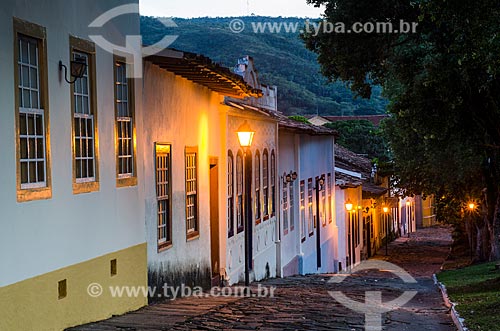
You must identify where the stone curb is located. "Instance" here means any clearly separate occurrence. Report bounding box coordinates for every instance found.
[433,274,468,331]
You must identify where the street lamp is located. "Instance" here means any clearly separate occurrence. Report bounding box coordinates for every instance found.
[345,200,353,212]
[383,206,389,256]
[237,121,255,291]
[467,202,476,261]
[237,121,255,148]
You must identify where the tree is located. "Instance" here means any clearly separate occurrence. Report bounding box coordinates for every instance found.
[324,120,390,162]
[304,0,500,261]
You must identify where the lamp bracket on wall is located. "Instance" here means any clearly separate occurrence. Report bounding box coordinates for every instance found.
[59,58,87,84]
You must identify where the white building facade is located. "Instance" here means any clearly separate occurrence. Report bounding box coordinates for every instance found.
[277,118,337,276]
[0,1,147,330]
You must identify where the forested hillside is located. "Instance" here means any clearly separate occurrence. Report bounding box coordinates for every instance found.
[141,16,388,116]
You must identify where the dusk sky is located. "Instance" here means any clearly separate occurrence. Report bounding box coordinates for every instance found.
[139,0,324,18]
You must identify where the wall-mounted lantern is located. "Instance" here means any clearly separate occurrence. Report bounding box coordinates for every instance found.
[237,121,255,149]
[345,199,353,212]
[59,57,87,84]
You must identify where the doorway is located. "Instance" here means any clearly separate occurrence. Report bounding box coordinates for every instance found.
[209,158,220,285]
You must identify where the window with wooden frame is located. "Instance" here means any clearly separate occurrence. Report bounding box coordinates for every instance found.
[185,147,199,239]
[270,150,276,216]
[114,56,136,187]
[227,151,235,238]
[14,18,51,202]
[327,173,333,223]
[321,174,327,227]
[155,143,172,250]
[255,150,261,224]
[300,180,306,242]
[262,149,269,219]
[289,181,295,231]
[70,36,98,194]
[308,178,314,236]
[354,211,360,247]
[283,182,289,235]
[236,151,244,233]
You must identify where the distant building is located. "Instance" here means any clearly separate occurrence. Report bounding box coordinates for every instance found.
[306,114,390,127]
[277,115,338,276]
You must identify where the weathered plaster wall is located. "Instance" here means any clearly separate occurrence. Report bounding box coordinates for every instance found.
[142,62,225,291]
[225,113,278,284]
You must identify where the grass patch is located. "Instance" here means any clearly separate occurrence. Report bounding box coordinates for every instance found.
[437,262,500,331]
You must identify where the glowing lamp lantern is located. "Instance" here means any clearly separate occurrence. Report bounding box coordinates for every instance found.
[383,206,389,213]
[345,200,353,212]
[237,121,255,148]
[468,203,475,211]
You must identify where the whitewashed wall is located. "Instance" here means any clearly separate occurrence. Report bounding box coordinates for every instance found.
[0,0,143,287]
[297,134,336,275]
[142,62,225,288]
[225,113,278,284]
[278,131,301,277]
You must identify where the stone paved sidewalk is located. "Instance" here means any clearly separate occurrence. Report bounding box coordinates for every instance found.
[69,226,455,331]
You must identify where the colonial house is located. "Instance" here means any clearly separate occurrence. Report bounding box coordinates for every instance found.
[415,195,437,228]
[142,50,261,291]
[401,196,417,236]
[334,144,390,268]
[0,1,147,330]
[277,116,337,276]
[223,56,280,284]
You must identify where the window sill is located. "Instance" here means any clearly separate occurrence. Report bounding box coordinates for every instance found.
[17,186,52,202]
[117,176,137,188]
[73,181,100,195]
[158,242,173,252]
[186,232,200,241]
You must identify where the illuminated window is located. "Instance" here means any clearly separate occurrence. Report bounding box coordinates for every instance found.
[262,149,269,218]
[236,151,244,233]
[327,173,332,223]
[283,182,288,234]
[74,52,94,180]
[321,175,326,226]
[271,150,276,216]
[115,58,136,186]
[255,150,261,223]
[308,178,314,236]
[71,36,98,194]
[14,18,51,202]
[300,180,306,242]
[227,151,235,238]
[185,147,199,238]
[289,182,295,231]
[18,37,45,187]
[156,144,171,249]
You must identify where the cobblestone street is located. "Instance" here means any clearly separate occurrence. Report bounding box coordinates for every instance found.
[70,226,455,331]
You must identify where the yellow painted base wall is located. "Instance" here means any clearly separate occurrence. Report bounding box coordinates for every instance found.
[0,243,147,331]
